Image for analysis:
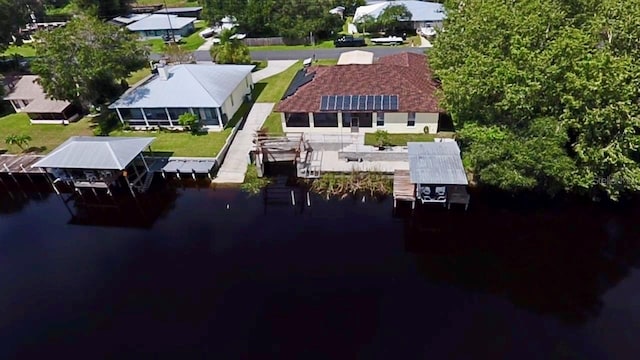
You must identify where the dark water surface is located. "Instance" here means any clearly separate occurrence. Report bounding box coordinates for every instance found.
[1,181,640,359]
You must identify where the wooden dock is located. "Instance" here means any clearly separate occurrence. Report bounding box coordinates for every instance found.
[0,154,46,175]
[393,169,415,208]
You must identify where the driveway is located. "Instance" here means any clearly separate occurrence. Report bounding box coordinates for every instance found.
[252,60,297,82]
[189,46,426,62]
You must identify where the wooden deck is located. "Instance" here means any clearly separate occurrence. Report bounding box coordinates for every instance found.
[0,154,46,175]
[393,169,416,208]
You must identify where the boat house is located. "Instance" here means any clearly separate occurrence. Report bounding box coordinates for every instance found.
[32,137,156,195]
[394,141,470,210]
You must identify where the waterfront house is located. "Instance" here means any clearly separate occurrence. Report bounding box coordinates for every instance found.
[275,52,441,134]
[109,63,254,131]
[353,1,446,31]
[125,14,196,39]
[3,75,79,124]
[108,13,151,27]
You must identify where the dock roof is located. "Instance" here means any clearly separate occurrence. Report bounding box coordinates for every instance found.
[408,142,468,185]
[32,137,155,170]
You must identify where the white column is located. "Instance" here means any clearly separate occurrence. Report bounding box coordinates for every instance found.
[164,108,173,127]
[308,112,314,128]
[115,107,124,124]
[216,107,223,129]
[337,112,343,129]
[141,108,149,127]
[281,113,287,133]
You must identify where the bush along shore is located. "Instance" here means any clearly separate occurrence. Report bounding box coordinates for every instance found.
[304,171,393,200]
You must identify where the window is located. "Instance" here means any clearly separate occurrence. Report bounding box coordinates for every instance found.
[12,100,22,109]
[313,113,338,127]
[407,112,416,127]
[194,108,219,126]
[143,108,168,120]
[377,112,385,127]
[285,113,310,127]
[167,108,190,120]
[119,108,144,120]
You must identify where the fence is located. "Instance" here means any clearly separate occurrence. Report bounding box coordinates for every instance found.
[242,37,308,47]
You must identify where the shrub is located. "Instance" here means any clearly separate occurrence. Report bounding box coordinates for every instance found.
[178,112,201,134]
[373,130,391,147]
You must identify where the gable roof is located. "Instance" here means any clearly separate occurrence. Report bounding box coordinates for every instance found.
[111,13,151,25]
[354,1,445,23]
[126,14,196,31]
[109,64,254,109]
[32,137,155,170]
[275,52,440,113]
[3,75,72,113]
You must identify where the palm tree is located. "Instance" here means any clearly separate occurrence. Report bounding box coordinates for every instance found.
[5,134,32,151]
[210,29,251,64]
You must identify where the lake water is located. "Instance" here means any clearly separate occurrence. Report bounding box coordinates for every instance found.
[1,179,640,359]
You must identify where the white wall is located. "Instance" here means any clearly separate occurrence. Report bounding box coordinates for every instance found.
[281,112,439,134]
[221,73,253,123]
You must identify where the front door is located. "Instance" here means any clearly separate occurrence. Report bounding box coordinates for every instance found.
[351,117,359,133]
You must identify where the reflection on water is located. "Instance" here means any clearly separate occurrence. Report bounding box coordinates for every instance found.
[1,180,640,359]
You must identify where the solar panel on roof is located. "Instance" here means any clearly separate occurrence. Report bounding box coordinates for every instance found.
[382,96,391,110]
[346,95,353,111]
[357,96,366,110]
[328,95,336,110]
[320,96,329,110]
[336,95,345,110]
[373,95,382,110]
[366,96,374,110]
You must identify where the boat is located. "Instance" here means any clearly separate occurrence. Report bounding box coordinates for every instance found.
[370,36,404,45]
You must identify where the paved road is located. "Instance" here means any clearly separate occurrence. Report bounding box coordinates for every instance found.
[190,46,426,62]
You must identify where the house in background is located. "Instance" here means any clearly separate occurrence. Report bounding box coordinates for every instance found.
[275,52,442,134]
[3,75,79,124]
[353,1,446,31]
[109,63,254,131]
[108,13,151,27]
[154,7,203,19]
[125,14,196,39]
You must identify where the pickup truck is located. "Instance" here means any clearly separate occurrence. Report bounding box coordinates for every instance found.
[333,35,366,48]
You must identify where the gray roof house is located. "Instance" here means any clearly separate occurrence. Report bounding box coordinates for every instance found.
[109,63,255,131]
[126,14,197,39]
[154,7,203,18]
[3,75,79,124]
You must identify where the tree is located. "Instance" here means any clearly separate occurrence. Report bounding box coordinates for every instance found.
[430,0,640,200]
[376,4,412,33]
[72,0,132,19]
[210,29,251,64]
[5,134,32,150]
[178,112,201,134]
[31,16,147,109]
[0,0,42,51]
[163,43,195,64]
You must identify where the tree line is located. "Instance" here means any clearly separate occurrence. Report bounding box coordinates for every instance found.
[430,0,640,200]
[202,0,365,40]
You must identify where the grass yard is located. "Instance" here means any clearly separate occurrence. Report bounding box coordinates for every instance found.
[0,113,93,154]
[364,133,436,146]
[144,21,205,53]
[261,112,283,135]
[126,67,152,86]
[1,44,36,57]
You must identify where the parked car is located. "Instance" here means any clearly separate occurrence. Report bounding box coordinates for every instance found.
[334,35,366,48]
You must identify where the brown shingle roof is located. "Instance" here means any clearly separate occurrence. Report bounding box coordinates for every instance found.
[3,75,72,113]
[275,52,440,113]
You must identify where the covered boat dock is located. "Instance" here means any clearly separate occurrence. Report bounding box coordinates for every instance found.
[393,141,470,210]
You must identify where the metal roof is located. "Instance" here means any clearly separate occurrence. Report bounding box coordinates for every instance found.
[32,137,155,170]
[354,1,445,23]
[126,14,196,31]
[407,142,468,185]
[111,13,151,25]
[154,7,203,13]
[109,64,254,109]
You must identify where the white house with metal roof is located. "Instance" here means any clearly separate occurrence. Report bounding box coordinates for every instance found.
[126,13,196,39]
[353,1,446,30]
[109,63,255,131]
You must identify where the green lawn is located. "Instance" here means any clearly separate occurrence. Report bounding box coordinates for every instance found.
[364,133,436,146]
[1,44,36,57]
[145,21,205,53]
[0,113,93,154]
[126,67,152,86]
[261,112,283,135]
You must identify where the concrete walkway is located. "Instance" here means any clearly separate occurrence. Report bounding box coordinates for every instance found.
[213,103,274,183]
[197,37,217,51]
[252,60,297,83]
